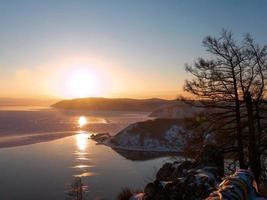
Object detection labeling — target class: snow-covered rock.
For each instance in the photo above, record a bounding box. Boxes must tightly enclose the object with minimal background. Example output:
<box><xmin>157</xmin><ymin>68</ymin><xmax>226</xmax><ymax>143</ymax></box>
<box><xmin>121</xmin><ymin>145</ymin><xmax>267</xmax><ymax>200</ymax></box>
<box><xmin>109</xmin><ymin>119</ymin><xmax>190</xmax><ymax>152</ymax></box>
<box><xmin>207</xmin><ymin>169</ymin><xmax>267</xmax><ymax>200</ymax></box>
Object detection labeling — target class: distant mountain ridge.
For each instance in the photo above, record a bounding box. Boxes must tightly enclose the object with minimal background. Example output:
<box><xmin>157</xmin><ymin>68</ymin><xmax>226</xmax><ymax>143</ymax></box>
<box><xmin>51</xmin><ymin>97</ymin><xmax>174</xmax><ymax>112</ymax></box>
<box><xmin>149</xmin><ymin>101</ymin><xmax>203</xmax><ymax>119</ymax></box>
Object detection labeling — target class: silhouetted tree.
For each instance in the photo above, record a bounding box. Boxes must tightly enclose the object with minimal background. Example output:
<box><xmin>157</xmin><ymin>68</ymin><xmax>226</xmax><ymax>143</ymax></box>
<box><xmin>241</xmin><ymin>35</ymin><xmax>267</xmax><ymax>182</ymax></box>
<box><xmin>184</xmin><ymin>30</ymin><xmax>267</xmax><ymax>182</ymax></box>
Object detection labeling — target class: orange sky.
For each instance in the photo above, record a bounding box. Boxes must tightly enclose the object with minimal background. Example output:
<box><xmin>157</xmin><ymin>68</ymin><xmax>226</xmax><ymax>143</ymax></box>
<box><xmin>0</xmin><ymin>56</ymin><xmax>185</xmax><ymax>100</ymax></box>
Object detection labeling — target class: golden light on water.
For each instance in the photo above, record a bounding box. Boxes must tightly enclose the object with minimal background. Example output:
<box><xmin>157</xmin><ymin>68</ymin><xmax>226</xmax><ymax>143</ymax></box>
<box><xmin>74</xmin><ymin>172</ymin><xmax>95</xmax><ymax>177</ymax></box>
<box><xmin>78</xmin><ymin>116</ymin><xmax>88</xmax><ymax>128</ymax></box>
<box><xmin>74</xmin><ymin>132</ymin><xmax>94</xmax><ymax>177</ymax></box>
<box><xmin>73</xmin><ymin>165</ymin><xmax>91</xmax><ymax>169</ymax></box>
<box><xmin>75</xmin><ymin>132</ymin><xmax>88</xmax><ymax>152</ymax></box>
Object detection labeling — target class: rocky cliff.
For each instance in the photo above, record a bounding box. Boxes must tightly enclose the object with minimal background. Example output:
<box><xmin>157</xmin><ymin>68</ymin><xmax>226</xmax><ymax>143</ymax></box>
<box><xmin>109</xmin><ymin>119</ymin><xmax>191</xmax><ymax>152</ymax></box>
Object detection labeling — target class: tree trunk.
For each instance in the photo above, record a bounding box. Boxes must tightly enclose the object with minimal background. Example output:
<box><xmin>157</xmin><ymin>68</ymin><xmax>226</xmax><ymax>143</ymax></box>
<box><xmin>231</xmin><ymin>64</ymin><xmax>246</xmax><ymax>169</ymax></box>
<box><xmin>235</xmin><ymin>99</ymin><xmax>246</xmax><ymax>169</ymax></box>
<box><xmin>244</xmin><ymin>91</ymin><xmax>261</xmax><ymax>183</ymax></box>
<box><xmin>255</xmin><ymin>103</ymin><xmax>262</xmax><ymax>147</ymax></box>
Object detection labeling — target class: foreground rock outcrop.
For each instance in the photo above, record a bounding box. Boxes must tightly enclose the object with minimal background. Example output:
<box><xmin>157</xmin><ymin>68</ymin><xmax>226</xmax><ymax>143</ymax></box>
<box><xmin>126</xmin><ymin>145</ymin><xmax>267</xmax><ymax>200</ymax></box>
<box><xmin>141</xmin><ymin>145</ymin><xmax>223</xmax><ymax>200</ymax></box>
<box><xmin>207</xmin><ymin>169</ymin><xmax>265</xmax><ymax>200</ymax></box>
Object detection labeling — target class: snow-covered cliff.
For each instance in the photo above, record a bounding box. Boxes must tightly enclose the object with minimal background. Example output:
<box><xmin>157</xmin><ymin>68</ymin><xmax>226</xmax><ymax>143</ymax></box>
<box><xmin>109</xmin><ymin>119</ymin><xmax>190</xmax><ymax>152</ymax></box>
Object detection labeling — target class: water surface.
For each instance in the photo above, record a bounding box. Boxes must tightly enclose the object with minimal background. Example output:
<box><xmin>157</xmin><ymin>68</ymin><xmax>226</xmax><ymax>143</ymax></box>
<box><xmin>0</xmin><ymin>133</ymin><xmax>173</xmax><ymax>199</ymax></box>
<box><xmin>0</xmin><ymin>107</ymin><xmax>176</xmax><ymax>199</ymax></box>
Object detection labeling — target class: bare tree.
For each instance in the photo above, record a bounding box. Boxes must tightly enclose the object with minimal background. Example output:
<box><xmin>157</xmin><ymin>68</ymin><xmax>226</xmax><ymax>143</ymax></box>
<box><xmin>240</xmin><ymin>35</ymin><xmax>267</xmax><ymax>182</ymax></box>
<box><xmin>184</xmin><ymin>30</ymin><xmax>246</xmax><ymax>168</ymax></box>
<box><xmin>184</xmin><ymin>30</ymin><xmax>267</xmax><ymax>182</ymax></box>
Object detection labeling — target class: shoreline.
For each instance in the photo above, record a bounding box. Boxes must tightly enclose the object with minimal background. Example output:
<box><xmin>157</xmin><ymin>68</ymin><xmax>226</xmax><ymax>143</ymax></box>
<box><xmin>0</xmin><ymin>131</ymin><xmax>80</xmax><ymax>149</ymax></box>
<box><xmin>109</xmin><ymin>144</ymin><xmax>182</xmax><ymax>153</ymax></box>
<box><xmin>93</xmin><ymin>137</ymin><xmax>183</xmax><ymax>153</ymax></box>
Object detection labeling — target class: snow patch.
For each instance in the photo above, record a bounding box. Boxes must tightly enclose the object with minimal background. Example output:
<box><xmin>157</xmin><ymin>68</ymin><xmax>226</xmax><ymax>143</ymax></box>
<box><xmin>110</xmin><ymin>122</ymin><xmax>189</xmax><ymax>152</ymax></box>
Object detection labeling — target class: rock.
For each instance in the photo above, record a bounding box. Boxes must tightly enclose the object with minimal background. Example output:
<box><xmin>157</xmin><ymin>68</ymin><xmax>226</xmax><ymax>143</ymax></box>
<box><xmin>171</xmin><ymin>160</ymin><xmax>195</xmax><ymax>178</ymax></box>
<box><xmin>91</xmin><ymin>132</ymin><xmax>111</xmax><ymax>143</ymax></box>
<box><xmin>206</xmin><ymin>169</ymin><xmax>267</xmax><ymax>200</ymax></box>
<box><xmin>109</xmin><ymin>119</ymin><xmax>189</xmax><ymax>152</ymax></box>
<box><xmin>144</xmin><ymin>166</ymin><xmax>220</xmax><ymax>200</ymax></box>
<box><xmin>143</xmin><ymin>181</ymin><xmax>163</xmax><ymax>200</ymax></box>
<box><xmin>143</xmin><ymin>145</ymin><xmax>223</xmax><ymax>200</ymax></box>
<box><xmin>126</xmin><ymin>146</ymin><xmax>267</xmax><ymax>200</ymax></box>
<box><xmin>156</xmin><ymin>163</ymin><xmax>176</xmax><ymax>181</ymax></box>
<box><xmin>196</xmin><ymin>145</ymin><xmax>224</xmax><ymax>177</ymax></box>
<box><xmin>144</xmin><ymin>183</ymin><xmax>156</xmax><ymax>197</ymax></box>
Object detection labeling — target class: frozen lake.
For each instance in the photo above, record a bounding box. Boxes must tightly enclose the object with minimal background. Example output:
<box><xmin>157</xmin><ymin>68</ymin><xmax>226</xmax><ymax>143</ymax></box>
<box><xmin>0</xmin><ymin>107</ymin><xmax>176</xmax><ymax>199</ymax></box>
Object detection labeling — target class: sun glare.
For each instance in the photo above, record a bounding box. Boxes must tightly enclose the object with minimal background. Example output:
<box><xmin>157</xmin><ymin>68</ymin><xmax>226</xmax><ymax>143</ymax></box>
<box><xmin>65</xmin><ymin>68</ymin><xmax>100</xmax><ymax>98</ymax></box>
<box><xmin>78</xmin><ymin>116</ymin><xmax>88</xmax><ymax>128</ymax></box>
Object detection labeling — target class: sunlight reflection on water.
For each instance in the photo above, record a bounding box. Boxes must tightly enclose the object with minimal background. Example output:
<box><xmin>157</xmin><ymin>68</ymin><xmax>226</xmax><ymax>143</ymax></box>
<box><xmin>74</xmin><ymin>172</ymin><xmax>96</xmax><ymax>178</ymax></box>
<box><xmin>76</xmin><ymin>157</ymin><xmax>90</xmax><ymax>161</ymax></box>
<box><xmin>0</xmin><ymin>109</ymin><xmax>168</xmax><ymax>199</ymax></box>
<box><xmin>75</xmin><ymin>132</ymin><xmax>88</xmax><ymax>152</ymax></box>
<box><xmin>73</xmin><ymin>164</ymin><xmax>91</xmax><ymax>169</ymax></box>
<box><xmin>74</xmin><ymin>132</ymin><xmax>94</xmax><ymax>178</ymax></box>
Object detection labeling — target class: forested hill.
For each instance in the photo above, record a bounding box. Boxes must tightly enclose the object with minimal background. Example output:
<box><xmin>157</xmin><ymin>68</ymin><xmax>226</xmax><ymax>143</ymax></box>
<box><xmin>51</xmin><ymin>97</ymin><xmax>174</xmax><ymax>111</ymax></box>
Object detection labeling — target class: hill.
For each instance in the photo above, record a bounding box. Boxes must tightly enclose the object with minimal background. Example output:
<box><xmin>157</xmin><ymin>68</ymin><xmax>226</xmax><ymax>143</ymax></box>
<box><xmin>109</xmin><ymin>118</ymin><xmax>190</xmax><ymax>152</ymax></box>
<box><xmin>51</xmin><ymin>97</ymin><xmax>172</xmax><ymax>112</ymax></box>
<box><xmin>149</xmin><ymin>101</ymin><xmax>203</xmax><ymax>118</ymax></box>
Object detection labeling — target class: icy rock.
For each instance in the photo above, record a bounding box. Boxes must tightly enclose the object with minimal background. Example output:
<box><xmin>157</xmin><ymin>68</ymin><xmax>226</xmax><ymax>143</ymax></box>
<box><xmin>206</xmin><ymin>169</ymin><xmax>267</xmax><ymax>200</ymax></box>
<box><xmin>142</xmin><ymin>145</ymin><xmax>223</xmax><ymax>200</ymax></box>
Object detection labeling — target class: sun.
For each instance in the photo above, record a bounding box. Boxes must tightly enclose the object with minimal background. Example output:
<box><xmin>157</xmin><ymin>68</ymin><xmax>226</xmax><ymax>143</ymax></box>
<box><xmin>65</xmin><ymin>68</ymin><xmax>100</xmax><ymax>98</ymax></box>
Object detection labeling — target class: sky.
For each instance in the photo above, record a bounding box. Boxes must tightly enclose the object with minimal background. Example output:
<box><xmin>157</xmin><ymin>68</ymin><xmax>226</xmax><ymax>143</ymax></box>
<box><xmin>1</xmin><ymin>0</ymin><xmax>267</xmax><ymax>100</ymax></box>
